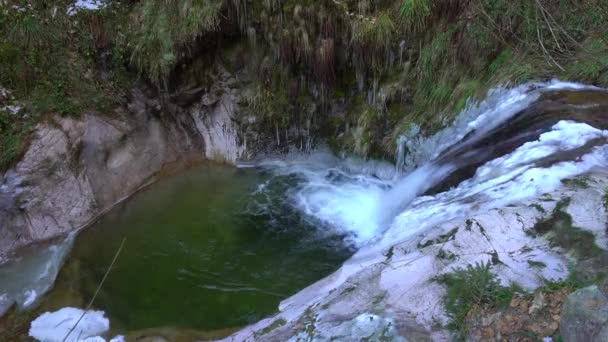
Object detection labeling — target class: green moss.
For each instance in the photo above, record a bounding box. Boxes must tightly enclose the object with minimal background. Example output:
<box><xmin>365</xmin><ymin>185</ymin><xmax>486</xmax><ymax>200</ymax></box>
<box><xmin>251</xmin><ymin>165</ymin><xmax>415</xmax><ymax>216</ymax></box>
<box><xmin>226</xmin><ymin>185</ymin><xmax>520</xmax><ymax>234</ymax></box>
<box><xmin>437</xmin><ymin>249</ymin><xmax>457</xmax><ymax>261</ymax></box>
<box><xmin>530</xmin><ymin>198</ymin><xmax>603</xmax><ymax>260</ymax></box>
<box><xmin>417</xmin><ymin>227</ymin><xmax>458</xmax><ymax>249</ymax></box>
<box><xmin>561</xmin><ymin>176</ymin><xmax>591</xmax><ymax>189</ymax></box>
<box><xmin>384</xmin><ymin>246</ymin><xmax>395</xmax><ymax>260</ymax></box>
<box><xmin>255</xmin><ymin>318</ymin><xmax>287</xmax><ymax>337</ymax></box>
<box><xmin>529</xmin><ymin>204</ymin><xmax>547</xmax><ymax>214</ymax></box>
<box><xmin>527</xmin><ymin>260</ymin><xmax>547</xmax><ymax>268</ymax></box>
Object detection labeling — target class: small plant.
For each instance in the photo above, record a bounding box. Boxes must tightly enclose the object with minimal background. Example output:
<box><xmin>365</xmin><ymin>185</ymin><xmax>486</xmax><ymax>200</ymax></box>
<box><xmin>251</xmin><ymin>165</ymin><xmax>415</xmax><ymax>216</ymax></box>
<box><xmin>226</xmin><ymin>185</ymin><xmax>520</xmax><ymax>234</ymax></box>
<box><xmin>400</xmin><ymin>0</ymin><xmax>432</xmax><ymax>32</ymax></box>
<box><xmin>441</xmin><ymin>261</ymin><xmax>518</xmax><ymax>339</ymax></box>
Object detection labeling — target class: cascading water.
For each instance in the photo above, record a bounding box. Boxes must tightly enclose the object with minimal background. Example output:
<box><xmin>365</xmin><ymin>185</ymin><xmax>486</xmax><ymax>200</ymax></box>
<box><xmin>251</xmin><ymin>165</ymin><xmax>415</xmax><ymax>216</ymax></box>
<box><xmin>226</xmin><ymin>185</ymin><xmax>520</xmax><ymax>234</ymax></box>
<box><xmin>255</xmin><ymin>81</ymin><xmax>608</xmax><ymax>252</ymax></box>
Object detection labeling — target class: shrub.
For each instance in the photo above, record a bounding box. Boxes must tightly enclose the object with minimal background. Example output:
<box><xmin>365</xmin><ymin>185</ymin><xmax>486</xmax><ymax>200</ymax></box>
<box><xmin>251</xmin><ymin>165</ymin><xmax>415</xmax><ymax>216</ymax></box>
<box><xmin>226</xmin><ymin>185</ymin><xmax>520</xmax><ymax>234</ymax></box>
<box><xmin>441</xmin><ymin>262</ymin><xmax>518</xmax><ymax>339</ymax></box>
<box><xmin>127</xmin><ymin>0</ymin><xmax>224</xmax><ymax>88</ymax></box>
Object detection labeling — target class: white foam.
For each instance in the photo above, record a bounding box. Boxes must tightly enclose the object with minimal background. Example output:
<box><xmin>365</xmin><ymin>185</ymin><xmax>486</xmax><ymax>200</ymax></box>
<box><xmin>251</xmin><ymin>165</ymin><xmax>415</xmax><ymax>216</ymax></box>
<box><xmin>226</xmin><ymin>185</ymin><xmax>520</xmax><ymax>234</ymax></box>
<box><xmin>22</xmin><ymin>289</ymin><xmax>37</xmax><ymax>307</ymax></box>
<box><xmin>68</xmin><ymin>0</ymin><xmax>105</xmax><ymax>15</ymax></box>
<box><xmin>257</xmin><ymin>82</ymin><xmax>607</xmax><ymax>249</ymax></box>
<box><xmin>376</xmin><ymin>121</ymin><xmax>608</xmax><ymax>248</ymax></box>
<box><xmin>395</xmin><ymin>80</ymin><xmax>601</xmax><ymax>170</ymax></box>
<box><xmin>74</xmin><ymin>0</ymin><xmax>104</xmax><ymax>10</ymax></box>
<box><xmin>29</xmin><ymin>307</ymin><xmax>109</xmax><ymax>342</ymax></box>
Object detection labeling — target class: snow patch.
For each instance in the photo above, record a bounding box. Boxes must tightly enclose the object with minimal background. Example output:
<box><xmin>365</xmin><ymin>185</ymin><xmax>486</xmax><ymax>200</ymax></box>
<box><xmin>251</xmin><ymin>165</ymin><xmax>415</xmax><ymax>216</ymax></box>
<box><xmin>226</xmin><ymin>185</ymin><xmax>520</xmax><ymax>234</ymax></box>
<box><xmin>68</xmin><ymin>0</ymin><xmax>105</xmax><ymax>15</ymax></box>
<box><xmin>22</xmin><ymin>289</ymin><xmax>37</xmax><ymax>307</ymax></box>
<box><xmin>29</xmin><ymin>307</ymin><xmax>109</xmax><ymax>342</ymax></box>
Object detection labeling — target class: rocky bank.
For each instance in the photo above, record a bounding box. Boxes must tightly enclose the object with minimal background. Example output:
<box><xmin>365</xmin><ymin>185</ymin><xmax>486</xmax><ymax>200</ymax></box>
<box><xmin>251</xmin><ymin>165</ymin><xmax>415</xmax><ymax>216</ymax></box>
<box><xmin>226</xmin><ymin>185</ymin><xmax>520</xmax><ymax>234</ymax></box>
<box><xmin>0</xmin><ymin>73</ymin><xmax>246</xmax><ymax>259</ymax></box>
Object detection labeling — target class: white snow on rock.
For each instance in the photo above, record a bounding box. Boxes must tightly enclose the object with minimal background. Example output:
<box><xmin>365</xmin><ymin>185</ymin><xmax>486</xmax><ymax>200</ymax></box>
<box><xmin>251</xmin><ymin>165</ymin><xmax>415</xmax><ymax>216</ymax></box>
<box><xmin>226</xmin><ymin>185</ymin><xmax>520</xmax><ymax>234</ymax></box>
<box><xmin>29</xmin><ymin>307</ymin><xmax>109</xmax><ymax>342</ymax></box>
<box><xmin>74</xmin><ymin>0</ymin><xmax>104</xmax><ymax>10</ymax></box>
<box><xmin>68</xmin><ymin>0</ymin><xmax>105</xmax><ymax>15</ymax></box>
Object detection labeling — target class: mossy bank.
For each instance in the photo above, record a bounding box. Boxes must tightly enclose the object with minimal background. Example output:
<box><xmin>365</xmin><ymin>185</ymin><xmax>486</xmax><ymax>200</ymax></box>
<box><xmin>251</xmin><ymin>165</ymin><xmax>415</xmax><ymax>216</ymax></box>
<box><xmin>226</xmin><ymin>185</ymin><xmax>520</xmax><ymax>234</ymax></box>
<box><xmin>2</xmin><ymin>0</ymin><xmax>608</xmax><ymax>170</ymax></box>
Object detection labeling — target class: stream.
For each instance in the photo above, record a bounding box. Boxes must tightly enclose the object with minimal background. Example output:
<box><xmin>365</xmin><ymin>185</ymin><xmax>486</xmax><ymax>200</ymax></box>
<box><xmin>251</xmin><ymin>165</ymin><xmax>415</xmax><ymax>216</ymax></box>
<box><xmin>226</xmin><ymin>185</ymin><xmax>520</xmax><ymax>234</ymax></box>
<box><xmin>2</xmin><ymin>81</ymin><xmax>608</xmax><ymax>341</ymax></box>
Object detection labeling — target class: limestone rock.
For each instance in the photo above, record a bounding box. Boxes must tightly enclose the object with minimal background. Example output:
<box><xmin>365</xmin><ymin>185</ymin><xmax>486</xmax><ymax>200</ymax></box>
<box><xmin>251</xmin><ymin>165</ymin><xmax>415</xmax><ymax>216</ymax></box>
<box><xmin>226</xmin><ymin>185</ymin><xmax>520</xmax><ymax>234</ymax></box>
<box><xmin>0</xmin><ymin>81</ymin><xmax>247</xmax><ymax>258</ymax></box>
<box><xmin>560</xmin><ymin>285</ymin><xmax>608</xmax><ymax>342</ymax></box>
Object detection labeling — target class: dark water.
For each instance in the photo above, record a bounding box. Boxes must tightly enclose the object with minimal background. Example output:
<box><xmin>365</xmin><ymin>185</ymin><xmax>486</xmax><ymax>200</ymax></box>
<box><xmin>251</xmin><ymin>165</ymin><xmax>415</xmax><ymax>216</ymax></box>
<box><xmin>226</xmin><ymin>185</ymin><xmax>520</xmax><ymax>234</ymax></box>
<box><xmin>35</xmin><ymin>164</ymin><xmax>351</xmax><ymax>336</ymax></box>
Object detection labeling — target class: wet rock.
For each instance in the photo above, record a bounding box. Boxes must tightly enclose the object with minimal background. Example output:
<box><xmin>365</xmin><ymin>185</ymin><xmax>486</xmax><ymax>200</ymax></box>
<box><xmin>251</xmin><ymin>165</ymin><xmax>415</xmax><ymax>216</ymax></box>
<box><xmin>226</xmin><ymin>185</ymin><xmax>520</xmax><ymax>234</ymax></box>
<box><xmin>560</xmin><ymin>285</ymin><xmax>608</xmax><ymax>342</ymax></box>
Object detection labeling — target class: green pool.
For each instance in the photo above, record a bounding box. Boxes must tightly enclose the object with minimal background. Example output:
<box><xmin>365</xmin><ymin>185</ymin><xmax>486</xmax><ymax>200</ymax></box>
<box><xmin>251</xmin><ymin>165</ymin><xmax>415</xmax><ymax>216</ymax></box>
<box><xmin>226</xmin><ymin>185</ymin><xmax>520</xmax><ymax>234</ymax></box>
<box><xmin>20</xmin><ymin>163</ymin><xmax>351</xmax><ymax>337</ymax></box>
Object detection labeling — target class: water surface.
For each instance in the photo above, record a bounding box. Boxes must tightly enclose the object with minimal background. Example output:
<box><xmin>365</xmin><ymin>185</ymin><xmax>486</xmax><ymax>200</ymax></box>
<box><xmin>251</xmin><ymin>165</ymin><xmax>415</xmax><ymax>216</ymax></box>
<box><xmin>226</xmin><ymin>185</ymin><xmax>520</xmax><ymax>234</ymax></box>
<box><xmin>38</xmin><ymin>163</ymin><xmax>351</xmax><ymax>335</ymax></box>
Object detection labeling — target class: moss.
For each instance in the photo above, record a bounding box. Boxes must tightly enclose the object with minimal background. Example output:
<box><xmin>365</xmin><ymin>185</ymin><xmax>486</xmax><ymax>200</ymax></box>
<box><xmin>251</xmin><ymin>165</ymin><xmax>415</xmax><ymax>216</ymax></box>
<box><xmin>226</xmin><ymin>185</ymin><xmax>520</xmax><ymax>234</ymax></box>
<box><xmin>384</xmin><ymin>246</ymin><xmax>395</xmax><ymax>260</ymax></box>
<box><xmin>529</xmin><ymin>204</ymin><xmax>547</xmax><ymax>214</ymax></box>
<box><xmin>437</xmin><ymin>249</ymin><xmax>457</xmax><ymax>261</ymax></box>
<box><xmin>465</xmin><ymin>219</ymin><xmax>473</xmax><ymax>231</ymax></box>
<box><xmin>527</xmin><ymin>260</ymin><xmax>547</xmax><ymax>268</ymax></box>
<box><xmin>530</xmin><ymin>198</ymin><xmax>603</xmax><ymax>260</ymax></box>
<box><xmin>418</xmin><ymin>227</ymin><xmax>458</xmax><ymax>249</ymax></box>
<box><xmin>254</xmin><ymin>318</ymin><xmax>287</xmax><ymax>337</ymax></box>
<box><xmin>490</xmin><ymin>251</ymin><xmax>502</xmax><ymax>265</ymax></box>
<box><xmin>561</xmin><ymin>176</ymin><xmax>591</xmax><ymax>189</ymax></box>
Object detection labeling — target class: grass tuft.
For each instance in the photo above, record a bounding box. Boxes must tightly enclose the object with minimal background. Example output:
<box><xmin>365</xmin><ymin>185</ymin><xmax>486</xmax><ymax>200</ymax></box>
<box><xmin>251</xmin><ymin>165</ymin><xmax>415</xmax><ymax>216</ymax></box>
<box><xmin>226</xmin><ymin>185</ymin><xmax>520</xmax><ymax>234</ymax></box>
<box><xmin>400</xmin><ymin>0</ymin><xmax>432</xmax><ymax>32</ymax></box>
<box><xmin>440</xmin><ymin>261</ymin><xmax>519</xmax><ymax>339</ymax></box>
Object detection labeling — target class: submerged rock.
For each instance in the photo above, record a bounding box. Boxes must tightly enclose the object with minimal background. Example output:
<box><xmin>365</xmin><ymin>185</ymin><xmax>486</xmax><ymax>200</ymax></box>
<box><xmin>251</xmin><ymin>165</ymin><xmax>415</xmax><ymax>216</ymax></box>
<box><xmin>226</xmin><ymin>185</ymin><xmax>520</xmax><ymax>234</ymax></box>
<box><xmin>560</xmin><ymin>284</ymin><xmax>608</xmax><ymax>342</ymax></box>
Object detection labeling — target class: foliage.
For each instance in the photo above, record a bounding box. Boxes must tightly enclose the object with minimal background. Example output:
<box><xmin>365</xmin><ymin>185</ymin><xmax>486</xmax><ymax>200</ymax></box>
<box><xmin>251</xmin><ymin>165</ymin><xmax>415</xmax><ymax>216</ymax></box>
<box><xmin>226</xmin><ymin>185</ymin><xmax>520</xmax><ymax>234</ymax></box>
<box><xmin>350</xmin><ymin>11</ymin><xmax>396</xmax><ymax>75</ymax></box>
<box><xmin>400</xmin><ymin>0</ymin><xmax>431</xmax><ymax>32</ymax></box>
<box><xmin>0</xmin><ymin>109</ymin><xmax>31</xmax><ymax>170</ymax></box>
<box><xmin>0</xmin><ymin>1</ymin><xmax>130</xmax><ymax>115</ymax></box>
<box><xmin>441</xmin><ymin>262</ymin><xmax>519</xmax><ymax>339</ymax></box>
<box><xmin>0</xmin><ymin>1</ymin><xmax>133</xmax><ymax>169</ymax></box>
<box><xmin>126</xmin><ymin>0</ymin><xmax>224</xmax><ymax>88</ymax></box>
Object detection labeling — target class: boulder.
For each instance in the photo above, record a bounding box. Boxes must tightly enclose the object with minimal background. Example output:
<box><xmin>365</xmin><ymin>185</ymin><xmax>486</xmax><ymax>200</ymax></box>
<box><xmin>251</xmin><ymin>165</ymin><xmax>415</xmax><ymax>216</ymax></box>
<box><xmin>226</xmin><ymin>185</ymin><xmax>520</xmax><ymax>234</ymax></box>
<box><xmin>560</xmin><ymin>285</ymin><xmax>608</xmax><ymax>342</ymax></box>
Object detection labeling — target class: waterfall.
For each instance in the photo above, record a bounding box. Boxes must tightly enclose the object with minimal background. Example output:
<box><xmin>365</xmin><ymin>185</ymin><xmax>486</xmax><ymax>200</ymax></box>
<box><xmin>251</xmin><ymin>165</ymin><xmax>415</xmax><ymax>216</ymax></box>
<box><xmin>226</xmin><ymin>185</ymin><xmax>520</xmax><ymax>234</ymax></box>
<box><xmin>394</xmin><ymin>135</ymin><xmax>407</xmax><ymax>176</ymax></box>
<box><xmin>0</xmin><ymin>233</ymin><xmax>75</xmax><ymax>316</ymax></box>
<box><xmin>255</xmin><ymin>80</ymin><xmax>608</xmax><ymax>248</ymax></box>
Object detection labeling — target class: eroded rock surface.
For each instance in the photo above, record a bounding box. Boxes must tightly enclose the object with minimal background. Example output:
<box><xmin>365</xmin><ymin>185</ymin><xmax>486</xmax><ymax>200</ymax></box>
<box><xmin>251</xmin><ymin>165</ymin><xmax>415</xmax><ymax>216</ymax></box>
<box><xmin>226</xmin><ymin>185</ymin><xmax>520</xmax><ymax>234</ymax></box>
<box><xmin>0</xmin><ymin>81</ymin><xmax>246</xmax><ymax>258</ymax></box>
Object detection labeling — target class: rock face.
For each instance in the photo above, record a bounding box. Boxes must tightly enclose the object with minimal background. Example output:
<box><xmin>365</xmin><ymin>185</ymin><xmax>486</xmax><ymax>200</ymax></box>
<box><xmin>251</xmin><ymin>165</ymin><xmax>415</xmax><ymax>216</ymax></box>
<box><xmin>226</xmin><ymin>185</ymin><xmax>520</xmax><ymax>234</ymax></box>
<box><xmin>560</xmin><ymin>284</ymin><xmax>608</xmax><ymax>342</ymax></box>
<box><xmin>222</xmin><ymin>174</ymin><xmax>608</xmax><ymax>341</ymax></box>
<box><xmin>0</xmin><ymin>84</ymin><xmax>246</xmax><ymax>258</ymax></box>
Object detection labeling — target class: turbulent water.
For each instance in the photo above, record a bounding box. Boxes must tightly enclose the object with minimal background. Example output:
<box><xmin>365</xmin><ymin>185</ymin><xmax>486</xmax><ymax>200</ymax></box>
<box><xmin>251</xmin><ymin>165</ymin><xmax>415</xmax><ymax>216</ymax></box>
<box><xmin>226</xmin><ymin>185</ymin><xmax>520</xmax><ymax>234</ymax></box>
<box><xmin>1</xmin><ymin>80</ymin><xmax>608</xmax><ymax>340</ymax></box>
<box><xmin>253</xmin><ymin>81</ymin><xmax>608</xmax><ymax>253</ymax></box>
